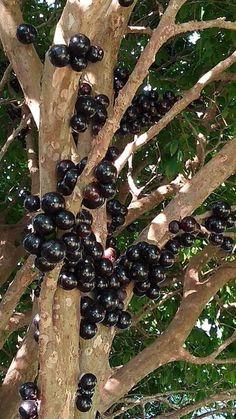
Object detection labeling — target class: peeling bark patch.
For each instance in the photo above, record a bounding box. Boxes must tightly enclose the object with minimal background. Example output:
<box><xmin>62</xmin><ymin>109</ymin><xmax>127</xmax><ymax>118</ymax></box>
<box><xmin>46</xmin><ymin>351</ymin><xmax>58</xmax><ymax>368</ymax></box>
<box><xmin>85</xmin><ymin>347</ymin><xmax>93</xmax><ymax>356</ymax></box>
<box><xmin>65</xmin><ymin>297</ymin><xmax>73</xmax><ymax>307</ymax></box>
<box><xmin>93</xmin><ymin>334</ymin><xmax>103</xmax><ymax>348</ymax></box>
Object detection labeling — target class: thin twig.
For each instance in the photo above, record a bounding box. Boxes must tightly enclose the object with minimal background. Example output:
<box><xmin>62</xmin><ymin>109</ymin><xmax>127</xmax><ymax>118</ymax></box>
<box><xmin>0</xmin><ymin>113</ymin><xmax>31</xmax><ymax>162</ymax></box>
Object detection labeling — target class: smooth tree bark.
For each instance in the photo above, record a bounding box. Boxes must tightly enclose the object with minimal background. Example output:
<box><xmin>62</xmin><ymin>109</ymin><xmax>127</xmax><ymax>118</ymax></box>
<box><xmin>0</xmin><ymin>0</ymin><xmax>236</xmax><ymax>418</ymax></box>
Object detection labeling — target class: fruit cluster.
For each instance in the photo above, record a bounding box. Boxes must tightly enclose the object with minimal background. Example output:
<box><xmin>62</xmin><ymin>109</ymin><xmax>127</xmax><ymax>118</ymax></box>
<box><xmin>48</xmin><ymin>33</ymin><xmax>104</xmax><ymax>70</ymax></box>
<box><xmin>76</xmin><ymin>373</ymin><xmax>97</xmax><ymax>412</ymax></box>
<box><xmin>114</xmin><ymin>67</ymin><xmax>130</xmax><ymax>98</ymax></box>
<box><xmin>18</xmin><ymin>382</ymin><xmax>39</xmax><ymax>418</ymax></box>
<box><xmin>107</xmin><ymin>198</ymin><xmax>128</xmax><ymax>233</ymax></box>
<box><xmin>116</xmin><ymin>87</ymin><xmax>178</xmax><ymax>136</ymax></box>
<box><xmin>70</xmin><ymin>82</ymin><xmax>109</xmax><ymax>138</ymax></box>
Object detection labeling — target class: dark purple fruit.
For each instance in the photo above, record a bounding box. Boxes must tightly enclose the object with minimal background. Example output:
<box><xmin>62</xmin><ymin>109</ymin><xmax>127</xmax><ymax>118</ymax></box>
<box><xmin>99</xmin><ymin>183</ymin><xmax>116</xmax><ymax>199</ymax></box>
<box><xmin>33</xmin><ymin>213</ymin><xmax>55</xmax><ymax>236</ymax></box>
<box><xmin>168</xmin><ymin>220</ymin><xmax>180</xmax><ymax>234</ymax></box>
<box><xmin>95</xmin><ymin>276</ymin><xmax>109</xmax><ymax>291</ymax></box>
<box><xmin>165</xmin><ymin>239</ymin><xmax>181</xmax><ymax>254</ymax></box>
<box><xmin>78</xmin><ymin>386</ymin><xmax>94</xmax><ymax>397</ymax></box>
<box><xmin>76</xmin><ymin>209</ymin><xmax>93</xmax><ymax>225</ymax></box>
<box><xmin>95</xmin><ymin>94</ymin><xmax>110</xmax><ymax>108</ymax></box>
<box><xmin>141</xmin><ymin>243</ymin><xmax>160</xmax><ymax>264</ymax></box>
<box><xmin>205</xmin><ymin>216</ymin><xmax>227</xmax><ymax>234</ymax></box>
<box><xmin>227</xmin><ymin>213</ymin><xmax>236</xmax><ymax>228</ymax></box>
<box><xmin>86</xmin><ymin>45</ymin><xmax>104</xmax><ymax>63</ymax></box>
<box><xmin>80</xmin><ymin>320</ymin><xmax>97</xmax><ymax>339</ymax></box>
<box><xmin>56</xmin><ymin>160</ymin><xmax>75</xmax><ymax>180</ymax></box>
<box><xmin>135</xmin><ymin>280</ymin><xmax>150</xmax><ymax>292</ymax></box>
<box><xmin>92</xmin><ymin>121</ymin><xmax>104</xmax><ymax>135</ymax></box>
<box><xmin>117</xmin><ymin>288</ymin><xmax>127</xmax><ymax>301</ymax></box>
<box><xmin>103</xmin><ymin>309</ymin><xmax>119</xmax><ymax>326</ymax></box>
<box><xmin>23</xmin><ymin>233</ymin><xmax>42</xmax><ymax>255</ymax></box>
<box><xmin>81</xmin><ymin>296</ymin><xmax>94</xmax><ymax>316</ymax></box>
<box><xmin>130</xmin><ymin>120</ymin><xmax>141</xmax><ymax>135</ymax></box>
<box><xmin>146</xmin><ymin>285</ymin><xmax>160</xmax><ymax>300</ymax></box>
<box><xmin>80</xmin><ymin>373</ymin><xmax>97</xmax><ymax>390</ymax></box>
<box><xmin>35</xmin><ymin>257</ymin><xmax>56</xmax><ymax>272</ymax></box>
<box><xmin>86</xmin><ymin>242</ymin><xmax>103</xmax><ymax>260</ymax></box>
<box><xmin>212</xmin><ymin>201</ymin><xmax>231</xmax><ymax>219</ymax></box>
<box><xmin>70</xmin><ymin>114</ymin><xmax>88</xmax><ymax>132</ymax></box>
<box><xmin>41</xmin><ymin>192</ymin><xmax>65</xmax><ymax>214</ymax></box>
<box><xmin>117</xmin><ymin>311</ymin><xmax>131</xmax><ymax>329</ymax></box>
<box><xmin>82</xmin><ymin>232</ymin><xmax>96</xmax><ymax>248</ymax></box>
<box><xmin>19</xmin><ymin>400</ymin><xmax>38</xmax><ymax>418</ymax></box>
<box><xmin>105</xmin><ymin>147</ymin><xmax>119</xmax><ymax>162</ymax></box>
<box><xmin>24</xmin><ymin>195</ymin><xmax>40</xmax><ymax>212</ymax></box>
<box><xmin>76</xmin><ymin>222</ymin><xmax>92</xmax><ymax>238</ymax></box>
<box><xmin>79</xmin><ymin>83</ymin><xmax>92</xmax><ymax>95</ymax></box>
<box><xmin>111</xmin><ymin>214</ymin><xmax>125</xmax><ymax>228</ymax></box>
<box><xmin>83</xmin><ymin>182</ymin><xmax>105</xmax><ymax>209</ymax></box>
<box><xmin>180</xmin><ymin>216</ymin><xmax>197</xmax><ymax>232</ymax></box>
<box><xmin>159</xmin><ymin>250</ymin><xmax>175</xmax><ymax>268</ymax></box>
<box><xmin>76</xmin><ymin>261</ymin><xmax>95</xmax><ymax>283</ymax></box>
<box><xmin>114</xmin><ymin>67</ymin><xmax>129</xmax><ymax>81</ymax></box>
<box><xmin>95</xmin><ymin>258</ymin><xmax>113</xmax><ymax>277</ymax></box>
<box><xmin>209</xmin><ymin>233</ymin><xmax>224</xmax><ymax>246</ymax></box>
<box><xmin>77</xmin><ymin>157</ymin><xmax>88</xmax><ymax>175</ymax></box>
<box><xmin>19</xmin><ymin>382</ymin><xmax>38</xmax><ymax>400</ymax></box>
<box><xmin>84</xmin><ymin>302</ymin><xmax>105</xmax><ymax>323</ymax></box>
<box><xmin>126</xmin><ymin>105</ymin><xmax>138</xmax><ymax>121</ymax></box>
<box><xmin>48</xmin><ymin>44</ymin><xmax>70</xmax><ymax>67</ymax></box>
<box><xmin>94</xmin><ymin>160</ymin><xmax>117</xmax><ymax>184</ymax></box>
<box><xmin>65</xmin><ymin>248</ymin><xmax>83</xmax><ymax>262</ymax></box>
<box><xmin>107</xmin><ymin>199</ymin><xmax>122</xmax><ymax>215</ymax></box>
<box><xmin>180</xmin><ymin>232</ymin><xmax>195</xmax><ymax>247</ymax></box>
<box><xmin>118</xmin><ymin>0</ymin><xmax>134</xmax><ymax>7</ymax></box>
<box><xmin>62</xmin><ymin>233</ymin><xmax>81</xmax><ymax>252</ymax></box>
<box><xmin>58</xmin><ymin>271</ymin><xmax>77</xmax><ymax>290</ymax></box>
<box><xmin>75</xmin><ymin>395</ymin><xmax>92</xmax><ymax>412</ymax></box>
<box><xmin>41</xmin><ymin>240</ymin><xmax>66</xmax><ymax>263</ymax></box>
<box><xmin>129</xmin><ymin>262</ymin><xmax>148</xmax><ymax>282</ymax></box>
<box><xmin>94</xmin><ymin>103</ymin><xmax>107</xmax><ymax>123</ymax></box>
<box><xmin>16</xmin><ymin>24</ymin><xmax>37</xmax><ymax>44</ymax></box>
<box><xmin>70</xmin><ymin>56</ymin><xmax>88</xmax><ymax>72</ymax></box>
<box><xmin>69</xmin><ymin>34</ymin><xmax>90</xmax><ymax>57</ymax></box>
<box><xmin>76</xmin><ymin>96</ymin><xmax>97</xmax><ymax>118</ymax></box>
<box><xmin>148</xmin><ymin>265</ymin><xmax>166</xmax><ymax>284</ymax></box>
<box><xmin>126</xmin><ymin>245</ymin><xmax>140</xmax><ymax>262</ymax></box>
<box><xmin>163</xmin><ymin>91</ymin><xmax>176</xmax><ymax>102</ymax></box>
<box><xmin>221</xmin><ymin>236</ymin><xmax>234</xmax><ymax>252</ymax></box>
<box><xmin>109</xmin><ymin>275</ymin><xmax>120</xmax><ymax>289</ymax></box>
<box><xmin>64</xmin><ymin>168</ymin><xmax>78</xmax><ymax>190</ymax></box>
<box><xmin>106</xmin><ymin>236</ymin><xmax>116</xmax><ymax>247</ymax></box>
<box><xmin>113</xmin><ymin>266</ymin><xmax>130</xmax><ymax>285</ymax></box>
<box><xmin>99</xmin><ymin>289</ymin><xmax>119</xmax><ymax>311</ymax></box>
<box><xmin>54</xmin><ymin>209</ymin><xmax>75</xmax><ymax>230</ymax></box>
<box><xmin>77</xmin><ymin>279</ymin><xmax>96</xmax><ymax>293</ymax></box>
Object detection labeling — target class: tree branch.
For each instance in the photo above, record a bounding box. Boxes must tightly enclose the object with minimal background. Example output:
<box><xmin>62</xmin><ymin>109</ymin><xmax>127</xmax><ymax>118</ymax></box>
<box><xmin>195</xmin><ymin>407</ymin><xmax>236</xmax><ymax>419</ymax></box>
<box><xmin>116</xmin><ymin>50</ymin><xmax>236</xmax><ymax>173</ymax></box>
<box><xmin>0</xmin><ymin>113</ymin><xmax>31</xmax><ymax>162</ymax></box>
<box><xmin>176</xmin><ymin>18</ymin><xmax>236</xmax><ymax>35</ymax></box>
<box><xmin>0</xmin><ymin>1</ymin><xmax>43</xmax><ymax>127</ymax></box>
<box><xmin>2</xmin><ymin>311</ymin><xmax>32</xmax><ymax>344</ymax></box>
<box><xmin>0</xmin><ymin>63</ymin><xmax>12</xmax><ymax>95</ymax></box>
<box><xmin>127</xmin><ymin>26</ymin><xmax>152</xmax><ymax>35</ymax></box>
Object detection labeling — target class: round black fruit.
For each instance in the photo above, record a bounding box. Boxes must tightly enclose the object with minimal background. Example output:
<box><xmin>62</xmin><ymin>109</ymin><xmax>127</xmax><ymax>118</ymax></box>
<box><xmin>86</xmin><ymin>242</ymin><xmax>103</xmax><ymax>260</ymax></box>
<box><xmin>76</xmin><ymin>395</ymin><xmax>92</xmax><ymax>412</ymax></box>
<box><xmin>106</xmin><ymin>236</ymin><xmax>116</xmax><ymax>248</ymax></box>
<box><xmin>33</xmin><ymin>213</ymin><xmax>55</xmax><ymax>236</ymax></box>
<box><xmin>95</xmin><ymin>94</ymin><xmax>110</xmax><ymax>109</ymax></box>
<box><xmin>179</xmin><ymin>232</ymin><xmax>195</xmax><ymax>247</ymax></box>
<box><xmin>113</xmin><ymin>266</ymin><xmax>130</xmax><ymax>285</ymax></box>
<box><xmin>117</xmin><ymin>311</ymin><xmax>132</xmax><ymax>329</ymax></box>
<box><xmin>129</xmin><ymin>262</ymin><xmax>149</xmax><ymax>282</ymax></box>
<box><xmin>62</xmin><ymin>233</ymin><xmax>81</xmax><ymax>252</ymax></box>
<box><xmin>83</xmin><ymin>182</ymin><xmax>105</xmax><ymax>209</ymax></box>
<box><xmin>95</xmin><ymin>276</ymin><xmax>109</xmax><ymax>291</ymax></box>
<box><xmin>54</xmin><ymin>210</ymin><xmax>75</xmax><ymax>230</ymax></box>
<box><xmin>111</xmin><ymin>214</ymin><xmax>125</xmax><ymax>228</ymax></box>
<box><xmin>41</xmin><ymin>192</ymin><xmax>65</xmax><ymax>214</ymax></box>
<box><xmin>24</xmin><ymin>195</ymin><xmax>40</xmax><ymax>212</ymax></box>
<box><xmin>35</xmin><ymin>257</ymin><xmax>56</xmax><ymax>273</ymax></box>
<box><xmin>95</xmin><ymin>258</ymin><xmax>113</xmax><ymax>277</ymax></box>
<box><xmin>84</xmin><ymin>302</ymin><xmax>105</xmax><ymax>323</ymax></box>
<box><xmin>79</xmin><ymin>83</ymin><xmax>92</xmax><ymax>95</ymax></box>
<box><xmin>16</xmin><ymin>24</ymin><xmax>37</xmax><ymax>44</ymax></box>
<box><xmin>99</xmin><ymin>289</ymin><xmax>119</xmax><ymax>311</ymax></box>
<box><xmin>48</xmin><ymin>44</ymin><xmax>70</xmax><ymax>67</ymax></box>
<box><xmin>76</xmin><ymin>209</ymin><xmax>93</xmax><ymax>225</ymax></box>
<box><xmin>135</xmin><ymin>280</ymin><xmax>150</xmax><ymax>292</ymax></box>
<box><xmin>227</xmin><ymin>213</ymin><xmax>236</xmax><ymax>228</ymax></box>
<box><xmin>221</xmin><ymin>236</ymin><xmax>234</xmax><ymax>252</ymax></box>
<box><xmin>41</xmin><ymin>239</ymin><xmax>66</xmax><ymax>263</ymax></box>
<box><xmin>212</xmin><ymin>201</ymin><xmax>231</xmax><ymax>219</ymax></box>
<box><xmin>76</xmin><ymin>96</ymin><xmax>97</xmax><ymax>118</ymax></box>
<box><xmin>148</xmin><ymin>265</ymin><xmax>166</xmax><ymax>284</ymax></box>
<box><xmin>76</xmin><ymin>261</ymin><xmax>95</xmax><ymax>283</ymax></box>
<box><xmin>126</xmin><ymin>245</ymin><xmax>141</xmax><ymax>262</ymax></box>
<box><xmin>180</xmin><ymin>216</ymin><xmax>197</xmax><ymax>232</ymax></box>
<box><xmin>80</xmin><ymin>320</ymin><xmax>97</xmax><ymax>339</ymax></box>
<box><xmin>103</xmin><ymin>309</ymin><xmax>120</xmax><ymax>326</ymax></box>
<box><xmin>146</xmin><ymin>285</ymin><xmax>160</xmax><ymax>300</ymax></box>
<box><xmin>94</xmin><ymin>160</ymin><xmax>117</xmax><ymax>184</ymax></box>
<box><xmin>77</xmin><ymin>157</ymin><xmax>88</xmax><ymax>175</ymax></box>
<box><xmin>19</xmin><ymin>382</ymin><xmax>38</xmax><ymax>400</ymax></box>
<box><xmin>23</xmin><ymin>233</ymin><xmax>42</xmax><ymax>255</ymax></box>
<box><xmin>64</xmin><ymin>168</ymin><xmax>78</xmax><ymax>189</ymax></box>
<box><xmin>70</xmin><ymin>114</ymin><xmax>88</xmax><ymax>132</ymax></box>
<box><xmin>19</xmin><ymin>400</ymin><xmax>38</xmax><ymax>418</ymax></box>
<box><xmin>77</xmin><ymin>279</ymin><xmax>95</xmax><ymax>293</ymax></box>
<box><xmin>80</xmin><ymin>373</ymin><xmax>97</xmax><ymax>390</ymax></box>
<box><xmin>70</xmin><ymin>56</ymin><xmax>88</xmax><ymax>72</ymax></box>
<box><xmin>165</xmin><ymin>239</ymin><xmax>181</xmax><ymax>254</ymax></box>
<box><xmin>105</xmin><ymin>146</ymin><xmax>119</xmax><ymax>162</ymax></box>
<box><xmin>114</xmin><ymin>67</ymin><xmax>129</xmax><ymax>81</ymax></box>
<box><xmin>69</xmin><ymin>34</ymin><xmax>90</xmax><ymax>57</ymax></box>
<box><xmin>159</xmin><ymin>250</ymin><xmax>175</xmax><ymax>268</ymax></box>
<box><xmin>81</xmin><ymin>296</ymin><xmax>94</xmax><ymax>316</ymax></box>
<box><xmin>99</xmin><ymin>183</ymin><xmax>116</xmax><ymax>199</ymax></box>
<box><xmin>205</xmin><ymin>216</ymin><xmax>227</xmax><ymax>234</ymax></box>
<box><xmin>86</xmin><ymin>45</ymin><xmax>104</xmax><ymax>63</ymax></box>
<box><xmin>209</xmin><ymin>233</ymin><xmax>224</xmax><ymax>246</ymax></box>
<box><xmin>76</xmin><ymin>222</ymin><xmax>92</xmax><ymax>238</ymax></box>
<box><xmin>94</xmin><ymin>103</ymin><xmax>108</xmax><ymax>123</ymax></box>
<box><xmin>141</xmin><ymin>244</ymin><xmax>160</xmax><ymax>264</ymax></box>
<box><xmin>56</xmin><ymin>159</ymin><xmax>75</xmax><ymax>180</ymax></box>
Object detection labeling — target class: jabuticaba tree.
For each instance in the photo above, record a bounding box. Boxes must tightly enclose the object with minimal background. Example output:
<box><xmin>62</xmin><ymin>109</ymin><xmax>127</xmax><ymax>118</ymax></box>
<box><xmin>0</xmin><ymin>0</ymin><xmax>236</xmax><ymax>418</ymax></box>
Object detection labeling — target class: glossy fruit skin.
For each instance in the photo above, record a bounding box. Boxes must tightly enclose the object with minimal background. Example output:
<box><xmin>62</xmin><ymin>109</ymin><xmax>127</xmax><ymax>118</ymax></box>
<box><xmin>141</xmin><ymin>244</ymin><xmax>160</xmax><ymax>264</ymax></box>
<box><xmin>76</xmin><ymin>209</ymin><xmax>93</xmax><ymax>225</ymax></box>
<box><xmin>33</xmin><ymin>213</ymin><xmax>55</xmax><ymax>236</ymax></box>
<box><xmin>57</xmin><ymin>180</ymin><xmax>73</xmax><ymax>196</ymax></box>
<box><xmin>103</xmin><ymin>309</ymin><xmax>120</xmax><ymax>326</ymax></box>
<box><xmin>221</xmin><ymin>236</ymin><xmax>234</xmax><ymax>252</ymax></box>
<box><xmin>148</xmin><ymin>265</ymin><xmax>166</xmax><ymax>283</ymax></box>
<box><xmin>76</xmin><ymin>395</ymin><xmax>92</xmax><ymax>412</ymax></box>
<box><xmin>41</xmin><ymin>192</ymin><xmax>65</xmax><ymax>214</ymax></box>
<box><xmin>109</xmin><ymin>275</ymin><xmax>120</xmax><ymax>289</ymax></box>
<box><xmin>56</xmin><ymin>160</ymin><xmax>75</xmax><ymax>180</ymax></box>
<box><xmin>23</xmin><ymin>233</ymin><xmax>43</xmax><ymax>255</ymax></box>
<box><xmin>114</xmin><ymin>67</ymin><xmax>129</xmax><ymax>81</ymax></box>
<box><xmin>92</xmin><ymin>122</ymin><xmax>104</xmax><ymax>135</ymax></box>
<box><xmin>83</xmin><ymin>182</ymin><xmax>105</xmax><ymax>209</ymax></box>
<box><xmin>86</xmin><ymin>45</ymin><xmax>104</xmax><ymax>62</ymax></box>
<box><xmin>64</xmin><ymin>168</ymin><xmax>79</xmax><ymax>189</ymax></box>
<box><xmin>95</xmin><ymin>94</ymin><xmax>110</xmax><ymax>109</ymax></box>
<box><xmin>76</xmin><ymin>96</ymin><xmax>97</xmax><ymax>118</ymax></box>
<box><xmin>78</xmin><ymin>279</ymin><xmax>96</xmax><ymax>293</ymax></box>
<box><xmin>111</xmin><ymin>214</ymin><xmax>125</xmax><ymax>228</ymax></box>
<box><xmin>54</xmin><ymin>210</ymin><xmax>75</xmax><ymax>230</ymax></box>
<box><xmin>212</xmin><ymin>201</ymin><xmax>231</xmax><ymax>219</ymax></box>
<box><xmin>80</xmin><ymin>319</ymin><xmax>97</xmax><ymax>339</ymax></box>
<box><xmin>117</xmin><ymin>311</ymin><xmax>132</xmax><ymax>329</ymax></box>
<box><xmin>95</xmin><ymin>258</ymin><xmax>113</xmax><ymax>277</ymax></box>
<box><xmin>209</xmin><ymin>233</ymin><xmax>224</xmax><ymax>246</ymax></box>
<box><xmin>84</xmin><ymin>302</ymin><xmax>105</xmax><ymax>323</ymax></box>
<box><xmin>81</xmin><ymin>296</ymin><xmax>94</xmax><ymax>316</ymax></box>
<box><xmin>19</xmin><ymin>382</ymin><xmax>39</xmax><ymax>400</ymax></box>
<box><xmin>65</xmin><ymin>248</ymin><xmax>82</xmax><ymax>262</ymax></box>
<box><xmin>106</xmin><ymin>199</ymin><xmax>122</xmax><ymax>215</ymax></box>
<box><xmin>19</xmin><ymin>400</ymin><xmax>38</xmax><ymax>418</ymax></box>
<box><xmin>165</xmin><ymin>239</ymin><xmax>181</xmax><ymax>254</ymax></box>
<box><xmin>95</xmin><ymin>276</ymin><xmax>109</xmax><ymax>291</ymax></box>
<box><xmin>16</xmin><ymin>24</ymin><xmax>37</xmax><ymax>44</ymax></box>
<box><xmin>146</xmin><ymin>285</ymin><xmax>160</xmax><ymax>300</ymax></box>
<box><xmin>126</xmin><ymin>245</ymin><xmax>141</xmax><ymax>262</ymax></box>
<box><xmin>180</xmin><ymin>216</ymin><xmax>197</xmax><ymax>232</ymax></box>
<box><xmin>94</xmin><ymin>103</ymin><xmax>108</xmax><ymax>123</ymax></box>
<box><xmin>80</xmin><ymin>372</ymin><xmax>97</xmax><ymax>390</ymax></box>
<box><xmin>79</xmin><ymin>83</ymin><xmax>92</xmax><ymax>95</ymax></box>
<box><xmin>35</xmin><ymin>257</ymin><xmax>56</xmax><ymax>273</ymax></box>
<box><xmin>99</xmin><ymin>289</ymin><xmax>119</xmax><ymax>311</ymax></box>
<box><xmin>135</xmin><ymin>280</ymin><xmax>150</xmax><ymax>292</ymax></box>
<box><xmin>99</xmin><ymin>183</ymin><xmax>116</xmax><ymax>199</ymax></box>
<box><xmin>41</xmin><ymin>240</ymin><xmax>66</xmax><ymax>263</ymax></box>
<box><xmin>69</xmin><ymin>34</ymin><xmax>90</xmax><ymax>57</ymax></box>
<box><xmin>48</xmin><ymin>44</ymin><xmax>70</xmax><ymax>67</ymax></box>
<box><xmin>78</xmin><ymin>386</ymin><xmax>94</xmax><ymax>397</ymax></box>
<box><xmin>106</xmin><ymin>236</ymin><xmax>116</xmax><ymax>248</ymax></box>
<box><xmin>70</xmin><ymin>114</ymin><xmax>88</xmax><ymax>132</ymax></box>
<box><xmin>77</xmin><ymin>157</ymin><xmax>88</xmax><ymax>175</ymax></box>
<box><xmin>227</xmin><ymin>213</ymin><xmax>236</xmax><ymax>228</ymax></box>
<box><xmin>113</xmin><ymin>266</ymin><xmax>130</xmax><ymax>285</ymax></box>
<box><xmin>95</xmin><ymin>160</ymin><xmax>117</xmax><ymax>184</ymax></box>
<box><xmin>76</xmin><ymin>261</ymin><xmax>95</xmax><ymax>283</ymax></box>
<box><xmin>76</xmin><ymin>222</ymin><xmax>92</xmax><ymax>238</ymax></box>
<box><xmin>105</xmin><ymin>147</ymin><xmax>119</xmax><ymax>162</ymax></box>
<box><xmin>129</xmin><ymin>262</ymin><xmax>149</xmax><ymax>282</ymax></box>
<box><xmin>62</xmin><ymin>233</ymin><xmax>81</xmax><ymax>252</ymax></box>
<box><xmin>205</xmin><ymin>216</ymin><xmax>227</xmax><ymax>233</ymax></box>
<box><xmin>70</xmin><ymin>56</ymin><xmax>88</xmax><ymax>72</ymax></box>
<box><xmin>159</xmin><ymin>250</ymin><xmax>175</xmax><ymax>268</ymax></box>
<box><xmin>86</xmin><ymin>242</ymin><xmax>103</xmax><ymax>260</ymax></box>
<box><xmin>180</xmin><ymin>232</ymin><xmax>195</xmax><ymax>247</ymax></box>
<box><xmin>24</xmin><ymin>195</ymin><xmax>40</xmax><ymax>212</ymax></box>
